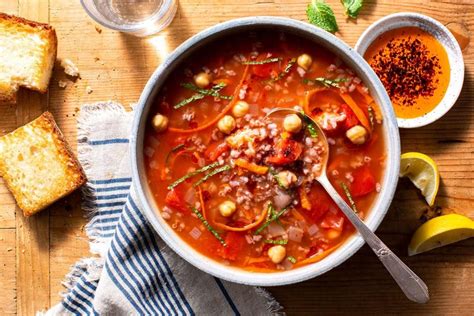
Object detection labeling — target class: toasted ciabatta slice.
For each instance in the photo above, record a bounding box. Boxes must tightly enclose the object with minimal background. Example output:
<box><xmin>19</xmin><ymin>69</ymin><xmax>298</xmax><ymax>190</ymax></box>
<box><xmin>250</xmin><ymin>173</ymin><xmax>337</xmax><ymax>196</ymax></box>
<box><xmin>0</xmin><ymin>112</ymin><xmax>86</xmax><ymax>216</ymax></box>
<box><xmin>0</xmin><ymin>13</ymin><xmax>57</xmax><ymax>103</ymax></box>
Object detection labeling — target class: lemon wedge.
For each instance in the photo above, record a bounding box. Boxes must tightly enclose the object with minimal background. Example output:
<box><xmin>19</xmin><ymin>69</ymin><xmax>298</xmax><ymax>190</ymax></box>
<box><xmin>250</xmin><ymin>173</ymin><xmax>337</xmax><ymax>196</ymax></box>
<box><xmin>408</xmin><ymin>214</ymin><xmax>474</xmax><ymax>256</ymax></box>
<box><xmin>400</xmin><ymin>152</ymin><xmax>440</xmax><ymax>206</ymax></box>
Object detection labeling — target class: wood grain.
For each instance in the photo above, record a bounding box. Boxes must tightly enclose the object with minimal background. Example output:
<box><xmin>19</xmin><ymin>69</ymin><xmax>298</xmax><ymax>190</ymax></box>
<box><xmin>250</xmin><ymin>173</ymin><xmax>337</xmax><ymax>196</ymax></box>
<box><xmin>14</xmin><ymin>1</ymin><xmax>51</xmax><ymax>315</ymax></box>
<box><xmin>0</xmin><ymin>0</ymin><xmax>473</xmax><ymax>315</ymax></box>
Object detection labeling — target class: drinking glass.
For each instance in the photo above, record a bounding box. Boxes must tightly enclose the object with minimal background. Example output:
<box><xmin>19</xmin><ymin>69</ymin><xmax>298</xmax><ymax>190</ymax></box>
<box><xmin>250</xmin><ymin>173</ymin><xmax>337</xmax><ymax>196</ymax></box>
<box><xmin>80</xmin><ymin>0</ymin><xmax>178</xmax><ymax>37</ymax></box>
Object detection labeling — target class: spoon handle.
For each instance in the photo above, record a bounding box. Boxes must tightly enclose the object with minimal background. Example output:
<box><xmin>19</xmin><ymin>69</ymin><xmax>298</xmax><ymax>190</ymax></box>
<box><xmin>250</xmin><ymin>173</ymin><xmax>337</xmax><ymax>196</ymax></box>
<box><xmin>318</xmin><ymin>176</ymin><xmax>430</xmax><ymax>304</ymax></box>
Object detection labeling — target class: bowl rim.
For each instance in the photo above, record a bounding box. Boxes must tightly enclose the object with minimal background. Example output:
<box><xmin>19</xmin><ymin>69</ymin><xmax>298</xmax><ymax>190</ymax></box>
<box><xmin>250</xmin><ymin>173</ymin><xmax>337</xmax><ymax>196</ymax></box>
<box><xmin>354</xmin><ymin>12</ymin><xmax>465</xmax><ymax>129</ymax></box>
<box><xmin>131</xmin><ymin>16</ymin><xmax>401</xmax><ymax>286</ymax></box>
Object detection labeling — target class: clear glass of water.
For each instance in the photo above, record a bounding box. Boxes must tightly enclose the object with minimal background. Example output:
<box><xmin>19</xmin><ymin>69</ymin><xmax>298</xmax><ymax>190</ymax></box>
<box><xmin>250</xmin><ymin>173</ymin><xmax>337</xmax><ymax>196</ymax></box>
<box><xmin>80</xmin><ymin>0</ymin><xmax>178</xmax><ymax>37</ymax></box>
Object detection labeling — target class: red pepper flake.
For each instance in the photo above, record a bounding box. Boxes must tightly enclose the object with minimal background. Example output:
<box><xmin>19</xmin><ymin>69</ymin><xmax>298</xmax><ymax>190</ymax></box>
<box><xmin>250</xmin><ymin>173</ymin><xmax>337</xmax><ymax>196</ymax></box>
<box><xmin>369</xmin><ymin>36</ymin><xmax>441</xmax><ymax>107</ymax></box>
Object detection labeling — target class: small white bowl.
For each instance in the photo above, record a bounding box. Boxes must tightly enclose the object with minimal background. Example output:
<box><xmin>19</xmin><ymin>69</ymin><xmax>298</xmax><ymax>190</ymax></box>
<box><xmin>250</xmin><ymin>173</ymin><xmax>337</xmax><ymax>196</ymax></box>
<box><xmin>355</xmin><ymin>12</ymin><xmax>465</xmax><ymax>128</ymax></box>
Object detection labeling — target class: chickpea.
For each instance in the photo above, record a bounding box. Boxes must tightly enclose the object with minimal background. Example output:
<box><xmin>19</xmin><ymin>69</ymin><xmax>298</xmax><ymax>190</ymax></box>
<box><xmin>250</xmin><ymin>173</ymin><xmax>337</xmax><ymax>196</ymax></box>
<box><xmin>151</xmin><ymin>114</ymin><xmax>169</xmax><ymax>133</ymax></box>
<box><xmin>194</xmin><ymin>72</ymin><xmax>211</xmax><ymax>88</ymax></box>
<box><xmin>217</xmin><ymin>115</ymin><xmax>236</xmax><ymax>134</ymax></box>
<box><xmin>297</xmin><ymin>53</ymin><xmax>313</xmax><ymax>71</ymax></box>
<box><xmin>219</xmin><ymin>200</ymin><xmax>236</xmax><ymax>217</ymax></box>
<box><xmin>276</xmin><ymin>170</ymin><xmax>297</xmax><ymax>189</ymax></box>
<box><xmin>283</xmin><ymin>114</ymin><xmax>302</xmax><ymax>133</ymax></box>
<box><xmin>232</xmin><ymin>101</ymin><xmax>250</xmax><ymax>118</ymax></box>
<box><xmin>268</xmin><ymin>245</ymin><xmax>286</xmax><ymax>264</ymax></box>
<box><xmin>346</xmin><ymin>125</ymin><xmax>368</xmax><ymax>145</ymax></box>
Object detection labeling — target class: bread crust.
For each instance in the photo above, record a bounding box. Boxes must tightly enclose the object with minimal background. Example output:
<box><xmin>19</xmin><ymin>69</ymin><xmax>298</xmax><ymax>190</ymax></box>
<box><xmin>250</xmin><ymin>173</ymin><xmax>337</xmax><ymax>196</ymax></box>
<box><xmin>0</xmin><ymin>13</ymin><xmax>57</xmax><ymax>97</ymax></box>
<box><xmin>0</xmin><ymin>111</ymin><xmax>87</xmax><ymax>216</ymax></box>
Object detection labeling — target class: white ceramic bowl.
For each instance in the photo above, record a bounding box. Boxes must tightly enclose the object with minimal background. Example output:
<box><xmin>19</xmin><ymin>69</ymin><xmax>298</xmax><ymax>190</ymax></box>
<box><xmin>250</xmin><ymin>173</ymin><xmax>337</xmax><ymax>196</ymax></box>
<box><xmin>355</xmin><ymin>12</ymin><xmax>465</xmax><ymax>129</ymax></box>
<box><xmin>131</xmin><ymin>17</ymin><xmax>401</xmax><ymax>286</ymax></box>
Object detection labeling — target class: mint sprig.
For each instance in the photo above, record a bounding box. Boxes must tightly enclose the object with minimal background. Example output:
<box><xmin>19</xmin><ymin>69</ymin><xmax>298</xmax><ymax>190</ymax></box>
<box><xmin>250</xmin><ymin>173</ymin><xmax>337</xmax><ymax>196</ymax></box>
<box><xmin>306</xmin><ymin>0</ymin><xmax>339</xmax><ymax>33</ymax></box>
<box><xmin>341</xmin><ymin>0</ymin><xmax>363</xmax><ymax>19</ymax></box>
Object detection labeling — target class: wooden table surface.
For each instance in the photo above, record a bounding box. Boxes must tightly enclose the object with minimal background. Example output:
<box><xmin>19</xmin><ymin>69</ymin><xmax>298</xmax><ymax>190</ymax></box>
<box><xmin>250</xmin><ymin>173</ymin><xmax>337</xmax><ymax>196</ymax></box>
<box><xmin>0</xmin><ymin>0</ymin><xmax>472</xmax><ymax>315</ymax></box>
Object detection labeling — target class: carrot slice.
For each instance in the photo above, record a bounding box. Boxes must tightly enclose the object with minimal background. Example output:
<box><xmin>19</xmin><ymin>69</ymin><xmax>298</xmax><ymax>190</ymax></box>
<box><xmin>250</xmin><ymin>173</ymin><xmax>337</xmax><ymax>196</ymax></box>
<box><xmin>355</xmin><ymin>85</ymin><xmax>373</xmax><ymax>104</ymax></box>
<box><xmin>213</xmin><ymin>207</ymin><xmax>269</xmax><ymax>232</ymax></box>
<box><xmin>161</xmin><ymin>148</ymin><xmax>191</xmax><ymax>180</ymax></box>
<box><xmin>234</xmin><ymin>158</ymin><xmax>269</xmax><ymax>175</ymax></box>
<box><xmin>168</xmin><ymin>64</ymin><xmax>250</xmax><ymax>134</ymax></box>
<box><xmin>299</xmin><ymin>187</ymin><xmax>311</xmax><ymax>211</ymax></box>
<box><xmin>340</xmin><ymin>93</ymin><xmax>371</xmax><ymax>132</ymax></box>
<box><xmin>197</xmin><ymin>186</ymin><xmax>207</xmax><ymax>220</ymax></box>
<box><xmin>294</xmin><ymin>241</ymin><xmax>344</xmax><ymax>266</ymax></box>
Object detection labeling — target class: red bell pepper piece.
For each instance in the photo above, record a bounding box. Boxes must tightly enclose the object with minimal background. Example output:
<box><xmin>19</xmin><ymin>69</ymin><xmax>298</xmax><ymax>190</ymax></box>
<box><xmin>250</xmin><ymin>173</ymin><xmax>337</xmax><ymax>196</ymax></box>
<box><xmin>266</xmin><ymin>138</ymin><xmax>303</xmax><ymax>165</ymax></box>
<box><xmin>217</xmin><ymin>232</ymin><xmax>246</xmax><ymax>261</ymax></box>
<box><xmin>164</xmin><ymin>188</ymin><xmax>189</xmax><ymax>213</ymax></box>
<box><xmin>350</xmin><ymin>166</ymin><xmax>376</xmax><ymax>197</ymax></box>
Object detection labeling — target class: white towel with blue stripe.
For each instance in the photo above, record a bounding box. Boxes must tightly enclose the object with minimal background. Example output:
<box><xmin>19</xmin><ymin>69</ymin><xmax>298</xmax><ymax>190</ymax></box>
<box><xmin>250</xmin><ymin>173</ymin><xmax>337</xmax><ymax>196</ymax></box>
<box><xmin>44</xmin><ymin>102</ymin><xmax>284</xmax><ymax>316</ymax></box>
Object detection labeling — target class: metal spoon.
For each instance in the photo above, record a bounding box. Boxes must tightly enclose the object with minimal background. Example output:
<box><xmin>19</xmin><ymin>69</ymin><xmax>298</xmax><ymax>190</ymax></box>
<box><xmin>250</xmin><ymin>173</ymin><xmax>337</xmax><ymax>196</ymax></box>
<box><xmin>266</xmin><ymin>107</ymin><xmax>429</xmax><ymax>304</ymax></box>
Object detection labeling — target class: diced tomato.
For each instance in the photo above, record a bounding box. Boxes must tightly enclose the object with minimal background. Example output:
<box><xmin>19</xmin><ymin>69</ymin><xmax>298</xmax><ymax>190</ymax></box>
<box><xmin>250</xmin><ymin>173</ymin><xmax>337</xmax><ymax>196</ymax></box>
<box><xmin>320</xmin><ymin>211</ymin><xmax>345</xmax><ymax>231</ymax></box>
<box><xmin>350</xmin><ymin>166</ymin><xmax>376</xmax><ymax>197</ymax></box>
<box><xmin>252</xmin><ymin>63</ymin><xmax>275</xmax><ymax>77</ymax></box>
<box><xmin>266</xmin><ymin>138</ymin><xmax>303</xmax><ymax>165</ymax></box>
<box><xmin>303</xmin><ymin>185</ymin><xmax>334</xmax><ymax>222</ymax></box>
<box><xmin>341</xmin><ymin>104</ymin><xmax>359</xmax><ymax>130</ymax></box>
<box><xmin>217</xmin><ymin>232</ymin><xmax>246</xmax><ymax>261</ymax></box>
<box><xmin>164</xmin><ymin>188</ymin><xmax>189</xmax><ymax>213</ymax></box>
<box><xmin>205</xmin><ymin>142</ymin><xmax>229</xmax><ymax>161</ymax></box>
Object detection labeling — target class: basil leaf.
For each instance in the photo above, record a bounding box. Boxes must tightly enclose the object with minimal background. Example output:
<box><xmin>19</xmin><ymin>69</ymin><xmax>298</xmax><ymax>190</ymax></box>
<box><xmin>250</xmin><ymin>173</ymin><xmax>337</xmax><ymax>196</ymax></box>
<box><xmin>242</xmin><ymin>57</ymin><xmax>282</xmax><ymax>65</ymax></box>
<box><xmin>306</xmin><ymin>0</ymin><xmax>338</xmax><ymax>33</ymax></box>
<box><xmin>341</xmin><ymin>0</ymin><xmax>363</xmax><ymax>19</ymax></box>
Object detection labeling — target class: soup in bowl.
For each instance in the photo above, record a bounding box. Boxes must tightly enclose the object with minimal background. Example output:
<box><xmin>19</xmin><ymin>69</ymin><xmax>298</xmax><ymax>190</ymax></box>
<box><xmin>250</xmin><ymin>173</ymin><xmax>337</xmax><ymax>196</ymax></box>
<box><xmin>131</xmin><ymin>17</ymin><xmax>400</xmax><ymax>285</ymax></box>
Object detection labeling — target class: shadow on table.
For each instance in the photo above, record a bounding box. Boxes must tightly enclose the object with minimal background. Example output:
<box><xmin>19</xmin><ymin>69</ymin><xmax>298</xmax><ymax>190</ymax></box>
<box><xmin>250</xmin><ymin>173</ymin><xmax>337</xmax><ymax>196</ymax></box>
<box><xmin>118</xmin><ymin>1</ymin><xmax>194</xmax><ymax>75</ymax></box>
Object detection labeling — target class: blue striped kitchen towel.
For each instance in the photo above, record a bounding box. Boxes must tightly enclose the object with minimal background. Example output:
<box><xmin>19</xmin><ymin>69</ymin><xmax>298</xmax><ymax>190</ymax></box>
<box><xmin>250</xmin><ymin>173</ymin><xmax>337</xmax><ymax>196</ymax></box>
<box><xmin>44</xmin><ymin>102</ymin><xmax>284</xmax><ymax>315</ymax></box>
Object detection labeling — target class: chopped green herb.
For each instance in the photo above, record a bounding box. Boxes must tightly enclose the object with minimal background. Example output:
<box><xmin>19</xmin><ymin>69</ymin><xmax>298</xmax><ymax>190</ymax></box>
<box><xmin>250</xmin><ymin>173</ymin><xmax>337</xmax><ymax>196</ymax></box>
<box><xmin>269</xmin><ymin>168</ymin><xmax>287</xmax><ymax>190</ymax></box>
<box><xmin>193</xmin><ymin>165</ymin><xmax>231</xmax><ymax>187</ymax></box>
<box><xmin>191</xmin><ymin>207</ymin><xmax>226</xmax><ymax>246</ymax></box>
<box><xmin>304</xmin><ymin>77</ymin><xmax>348</xmax><ymax>88</ymax></box>
<box><xmin>341</xmin><ymin>0</ymin><xmax>363</xmax><ymax>19</ymax></box>
<box><xmin>287</xmin><ymin>256</ymin><xmax>297</xmax><ymax>264</ymax></box>
<box><xmin>254</xmin><ymin>205</ymin><xmax>290</xmax><ymax>235</ymax></box>
<box><xmin>274</xmin><ymin>58</ymin><xmax>296</xmax><ymax>81</ymax></box>
<box><xmin>168</xmin><ymin>162</ymin><xmax>219</xmax><ymax>190</ymax></box>
<box><xmin>174</xmin><ymin>93</ymin><xmax>205</xmax><ymax>109</ymax></box>
<box><xmin>181</xmin><ymin>82</ymin><xmax>232</xmax><ymax>100</ymax></box>
<box><xmin>266</xmin><ymin>203</ymin><xmax>275</xmax><ymax>220</ymax></box>
<box><xmin>341</xmin><ymin>182</ymin><xmax>358</xmax><ymax>213</ymax></box>
<box><xmin>299</xmin><ymin>111</ymin><xmax>318</xmax><ymax>138</ymax></box>
<box><xmin>242</xmin><ymin>57</ymin><xmax>282</xmax><ymax>65</ymax></box>
<box><xmin>306</xmin><ymin>0</ymin><xmax>339</xmax><ymax>33</ymax></box>
<box><xmin>368</xmin><ymin>105</ymin><xmax>375</xmax><ymax>129</ymax></box>
<box><xmin>264</xmin><ymin>239</ymin><xmax>288</xmax><ymax>245</ymax></box>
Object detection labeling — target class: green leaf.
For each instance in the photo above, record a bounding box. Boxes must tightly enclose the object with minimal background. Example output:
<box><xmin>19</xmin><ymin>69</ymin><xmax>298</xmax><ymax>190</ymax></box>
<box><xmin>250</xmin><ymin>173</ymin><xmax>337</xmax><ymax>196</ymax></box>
<box><xmin>299</xmin><ymin>111</ymin><xmax>318</xmax><ymax>138</ymax></box>
<box><xmin>181</xmin><ymin>82</ymin><xmax>232</xmax><ymax>100</ymax></box>
<box><xmin>191</xmin><ymin>207</ymin><xmax>227</xmax><ymax>246</ymax></box>
<box><xmin>303</xmin><ymin>77</ymin><xmax>347</xmax><ymax>88</ymax></box>
<box><xmin>167</xmin><ymin>162</ymin><xmax>219</xmax><ymax>190</ymax></box>
<box><xmin>287</xmin><ymin>256</ymin><xmax>297</xmax><ymax>264</ymax></box>
<box><xmin>341</xmin><ymin>182</ymin><xmax>358</xmax><ymax>213</ymax></box>
<box><xmin>174</xmin><ymin>94</ymin><xmax>205</xmax><ymax>109</ymax></box>
<box><xmin>193</xmin><ymin>165</ymin><xmax>231</xmax><ymax>187</ymax></box>
<box><xmin>263</xmin><ymin>239</ymin><xmax>288</xmax><ymax>245</ymax></box>
<box><xmin>242</xmin><ymin>57</ymin><xmax>282</xmax><ymax>65</ymax></box>
<box><xmin>341</xmin><ymin>0</ymin><xmax>363</xmax><ymax>19</ymax></box>
<box><xmin>306</xmin><ymin>0</ymin><xmax>338</xmax><ymax>33</ymax></box>
<box><xmin>254</xmin><ymin>205</ymin><xmax>290</xmax><ymax>235</ymax></box>
<box><xmin>274</xmin><ymin>58</ymin><xmax>296</xmax><ymax>81</ymax></box>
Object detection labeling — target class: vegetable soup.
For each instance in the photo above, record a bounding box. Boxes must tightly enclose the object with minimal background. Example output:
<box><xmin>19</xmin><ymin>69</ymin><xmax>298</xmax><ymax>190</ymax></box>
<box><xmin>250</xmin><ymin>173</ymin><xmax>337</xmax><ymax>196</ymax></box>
<box><xmin>144</xmin><ymin>32</ymin><xmax>385</xmax><ymax>271</ymax></box>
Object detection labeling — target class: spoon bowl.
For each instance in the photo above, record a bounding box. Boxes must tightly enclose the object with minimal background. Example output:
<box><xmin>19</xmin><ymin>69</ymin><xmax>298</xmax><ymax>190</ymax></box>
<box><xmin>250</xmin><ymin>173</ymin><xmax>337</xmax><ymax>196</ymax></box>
<box><xmin>266</xmin><ymin>107</ymin><xmax>430</xmax><ymax>304</ymax></box>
